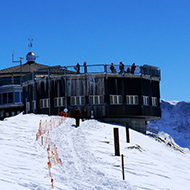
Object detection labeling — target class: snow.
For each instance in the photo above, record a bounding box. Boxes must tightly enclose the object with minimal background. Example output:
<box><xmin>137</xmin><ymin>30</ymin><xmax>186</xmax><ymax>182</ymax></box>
<box><xmin>1</xmin><ymin>113</ymin><xmax>190</xmax><ymax>189</ymax></box>
<box><xmin>149</xmin><ymin>100</ymin><xmax>190</xmax><ymax>149</ymax></box>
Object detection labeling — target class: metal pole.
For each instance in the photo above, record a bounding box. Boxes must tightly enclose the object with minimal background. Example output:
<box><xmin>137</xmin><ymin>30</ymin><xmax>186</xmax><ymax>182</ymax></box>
<box><xmin>20</xmin><ymin>58</ymin><xmax>23</xmax><ymax>85</ymax></box>
<box><xmin>126</xmin><ymin>123</ymin><xmax>130</xmax><ymax>143</ymax></box>
<box><xmin>48</xmin><ymin>69</ymin><xmax>51</xmax><ymax>116</ymax></box>
<box><xmin>121</xmin><ymin>154</ymin><xmax>125</xmax><ymax>180</ymax></box>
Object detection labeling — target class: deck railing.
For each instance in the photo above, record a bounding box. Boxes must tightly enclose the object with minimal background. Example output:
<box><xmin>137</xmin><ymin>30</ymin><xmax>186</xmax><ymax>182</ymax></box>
<box><xmin>22</xmin><ymin>63</ymin><xmax>161</xmax><ymax>83</ymax></box>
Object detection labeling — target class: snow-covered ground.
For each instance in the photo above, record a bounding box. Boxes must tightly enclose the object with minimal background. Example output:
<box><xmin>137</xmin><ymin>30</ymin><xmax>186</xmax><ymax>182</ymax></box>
<box><xmin>0</xmin><ymin>113</ymin><xmax>190</xmax><ymax>190</ymax></box>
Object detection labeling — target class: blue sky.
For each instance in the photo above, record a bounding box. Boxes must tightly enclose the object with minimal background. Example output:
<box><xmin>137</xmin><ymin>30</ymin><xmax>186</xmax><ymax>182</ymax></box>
<box><xmin>0</xmin><ymin>0</ymin><xmax>190</xmax><ymax>102</ymax></box>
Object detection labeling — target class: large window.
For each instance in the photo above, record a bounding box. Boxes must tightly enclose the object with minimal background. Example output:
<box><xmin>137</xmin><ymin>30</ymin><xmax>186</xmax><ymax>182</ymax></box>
<box><xmin>40</xmin><ymin>99</ymin><xmax>50</xmax><ymax>108</ymax></box>
<box><xmin>110</xmin><ymin>95</ymin><xmax>122</xmax><ymax>105</ymax></box>
<box><xmin>89</xmin><ymin>95</ymin><xmax>104</xmax><ymax>104</ymax></box>
<box><xmin>71</xmin><ymin>96</ymin><xmax>85</xmax><ymax>105</ymax></box>
<box><xmin>15</xmin><ymin>91</ymin><xmax>23</xmax><ymax>103</ymax></box>
<box><xmin>126</xmin><ymin>95</ymin><xmax>138</xmax><ymax>105</ymax></box>
<box><xmin>143</xmin><ymin>96</ymin><xmax>149</xmax><ymax>106</ymax></box>
<box><xmin>54</xmin><ymin>97</ymin><xmax>65</xmax><ymax>107</ymax></box>
<box><xmin>152</xmin><ymin>97</ymin><xmax>158</xmax><ymax>106</ymax></box>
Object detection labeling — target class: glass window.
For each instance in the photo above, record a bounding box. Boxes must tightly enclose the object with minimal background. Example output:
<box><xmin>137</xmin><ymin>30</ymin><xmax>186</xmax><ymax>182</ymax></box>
<box><xmin>126</xmin><ymin>95</ymin><xmax>138</xmax><ymax>105</ymax></box>
<box><xmin>71</xmin><ymin>96</ymin><xmax>85</xmax><ymax>105</ymax></box>
<box><xmin>54</xmin><ymin>98</ymin><xmax>58</xmax><ymax>107</ymax></box>
<box><xmin>59</xmin><ymin>98</ymin><xmax>61</xmax><ymax>106</ymax></box>
<box><xmin>3</xmin><ymin>93</ymin><xmax>7</xmax><ymax>104</ymax></box>
<box><xmin>0</xmin><ymin>112</ymin><xmax>3</xmax><ymax>117</ymax></box>
<box><xmin>5</xmin><ymin>112</ymin><xmax>9</xmax><ymax>117</ymax></box>
<box><xmin>100</xmin><ymin>96</ymin><xmax>104</xmax><ymax>103</ymax></box>
<box><xmin>110</xmin><ymin>95</ymin><xmax>122</xmax><ymax>105</ymax></box>
<box><xmin>76</xmin><ymin>97</ymin><xmax>80</xmax><ymax>105</ymax></box>
<box><xmin>26</xmin><ymin>102</ymin><xmax>30</xmax><ymax>112</ymax></box>
<box><xmin>21</xmin><ymin>92</ymin><xmax>23</xmax><ymax>102</ymax></box>
<box><xmin>81</xmin><ymin>96</ymin><xmax>85</xmax><ymax>104</ymax></box>
<box><xmin>71</xmin><ymin>97</ymin><xmax>75</xmax><ymax>105</ymax></box>
<box><xmin>152</xmin><ymin>97</ymin><xmax>158</xmax><ymax>106</ymax></box>
<box><xmin>11</xmin><ymin>112</ymin><xmax>15</xmax><ymax>116</ymax></box>
<box><xmin>143</xmin><ymin>96</ymin><xmax>149</xmax><ymax>106</ymax></box>
<box><xmin>89</xmin><ymin>95</ymin><xmax>104</xmax><ymax>104</ymax></box>
<box><xmin>8</xmin><ymin>92</ymin><xmax>13</xmax><ymax>103</ymax></box>
<box><xmin>15</xmin><ymin>92</ymin><xmax>20</xmax><ymax>103</ymax></box>
<box><xmin>31</xmin><ymin>100</ymin><xmax>36</xmax><ymax>110</ymax></box>
<box><xmin>40</xmin><ymin>100</ymin><xmax>43</xmax><ymax>108</ymax></box>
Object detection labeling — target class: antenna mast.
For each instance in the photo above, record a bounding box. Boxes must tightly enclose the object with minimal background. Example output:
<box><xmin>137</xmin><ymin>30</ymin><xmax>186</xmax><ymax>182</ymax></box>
<box><xmin>28</xmin><ymin>38</ymin><xmax>33</xmax><ymax>52</ymax></box>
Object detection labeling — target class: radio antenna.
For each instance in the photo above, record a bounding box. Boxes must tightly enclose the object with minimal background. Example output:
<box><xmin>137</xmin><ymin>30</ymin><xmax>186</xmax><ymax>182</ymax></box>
<box><xmin>28</xmin><ymin>38</ymin><xmax>33</xmax><ymax>52</ymax></box>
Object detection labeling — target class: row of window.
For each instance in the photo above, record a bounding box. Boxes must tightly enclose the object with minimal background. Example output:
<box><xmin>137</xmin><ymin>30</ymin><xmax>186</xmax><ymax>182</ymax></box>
<box><xmin>0</xmin><ymin>111</ymin><xmax>21</xmax><ymax>118</ymax></box>
<box><xmin>0</xmin><ymin>91</ymin><xmax>23</xmax><ymax>105</ymax></box>
<box><xmin>110</xmin><ymin>95</ymin><xmax>157</xmax><ymax>106</ymax></box>
<box><xmin>26</xmin><ymin>95</ymin><xmax>158</xmax><ymax>110</ymax></box>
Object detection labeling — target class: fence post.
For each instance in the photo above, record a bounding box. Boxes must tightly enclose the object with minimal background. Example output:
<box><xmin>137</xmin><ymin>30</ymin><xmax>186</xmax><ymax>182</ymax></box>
<box><xmin>113</xmin><ymin>128</ymin><xmax>120</xmax><ymax>156</ymax></box>
<box><xmin>126</xmin><ymin>123</ymin><xmax>130</xmax><ymax>143</ymax></box>
<box><xmin>41</xmin><ymin>136</ymin><xmax>43</xmax><ymax>145</ymax></box>
<box><xmin>121</xmin><ymin>154</ymin><xmax>125</xmax><ymax>180</ymax></box>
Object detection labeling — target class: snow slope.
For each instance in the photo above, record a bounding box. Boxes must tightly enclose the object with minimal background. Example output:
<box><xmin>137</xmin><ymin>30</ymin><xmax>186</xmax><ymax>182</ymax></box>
<box><xmin>149</xmin><ymin>100</ymin><xmax>190</xmax><ymax>149</ymax></box>
<box><xmin>0</xmin><ymin>113</ymin><xmax>190</xmax><ymax>189</ymax></box>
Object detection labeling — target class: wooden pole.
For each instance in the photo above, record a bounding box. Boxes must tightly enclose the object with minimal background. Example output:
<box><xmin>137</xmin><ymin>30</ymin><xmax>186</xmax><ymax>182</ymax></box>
<box><xmin>113</xmin><ymin>128</ymin><xmax>120</xmax><ymax>156</ymax></box>
<box><xmin>41</xmin><ymin>136</ymin><xmax>43</xmax><ymax>145</ymax></box>
<box><xmin>126</xmin><ymin>123</ymin><xmax>130</xmax><ymax>143</ymax></box>
<box><xmin>121</xmin><ymin>154</ymin><xmax>125</xmax><ymax>180</ymax></box>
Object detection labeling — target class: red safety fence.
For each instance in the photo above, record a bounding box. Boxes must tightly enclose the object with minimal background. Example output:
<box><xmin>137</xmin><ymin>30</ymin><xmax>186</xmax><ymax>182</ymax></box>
<box><xmin>36</xmin><ymin>116</ymin><xmax>66</xmax><ymax>189</ymax></box>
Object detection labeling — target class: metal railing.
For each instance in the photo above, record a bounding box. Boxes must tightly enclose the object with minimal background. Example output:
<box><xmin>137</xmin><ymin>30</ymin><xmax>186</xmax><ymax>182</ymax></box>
<box><xmin>22</xmin><ymin>63</ymin><xmax>161</xmax><ymax>83</ymax></box>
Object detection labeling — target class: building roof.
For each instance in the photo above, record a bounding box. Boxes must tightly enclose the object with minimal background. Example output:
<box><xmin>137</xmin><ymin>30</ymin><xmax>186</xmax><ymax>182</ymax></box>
<box><xmin>0</xmin><ymin>61</ymin><xmax>49</xmax><ymax>76</ymax></box>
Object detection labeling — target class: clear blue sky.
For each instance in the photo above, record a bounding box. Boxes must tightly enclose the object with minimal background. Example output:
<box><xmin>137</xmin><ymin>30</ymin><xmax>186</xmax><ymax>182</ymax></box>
<box><xmin>0</xmin><ymin>0</ymin><xmax>190</xmax><ymax>102</ymax></box>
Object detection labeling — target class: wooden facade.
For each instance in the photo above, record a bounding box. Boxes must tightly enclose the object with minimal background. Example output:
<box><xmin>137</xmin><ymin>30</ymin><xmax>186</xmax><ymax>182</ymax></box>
<box><xmin>22</xmin><ymin>64</ymin><xmax>161</xmax><ymax>133</ymax></box>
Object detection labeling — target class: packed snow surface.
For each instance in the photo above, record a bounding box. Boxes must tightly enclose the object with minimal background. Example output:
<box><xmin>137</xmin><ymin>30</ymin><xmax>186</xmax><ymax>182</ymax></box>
<box><xmin>0</xmin><ymin>113</ymin><xmax>190</xmax><ymax>189</ymax></box>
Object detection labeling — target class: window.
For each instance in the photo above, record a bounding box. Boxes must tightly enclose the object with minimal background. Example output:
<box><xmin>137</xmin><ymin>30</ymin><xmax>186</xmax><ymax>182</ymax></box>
<box><xmin>152</xmin><ymin>97</ymin><xmax>158</xmax><ymax>106</ymax></box>
<box><xmin>11</xmin><ymin>112</ymin><xmax>15</xmax><ymax>116</ymax></box>
<box><xmin>143</xmin><ymin>96</ymin><xmax>149</xmax><ymax>106</ymax></box>
<box><xmin>71</xmin><ymin>96</ymin><xmax>85</xmax><ymax>105</ymax></box>
<box><xmin>15</xmin><ymin>91</ymin><xmax>23</xmax><ymax>103</ymax></box>
<box><xmin>8</xmin><ymin>92</ymin><xmax>13</xmax><ymax>103</ymax></box>
<box><xmin>126</xmin><ymin>95</ymin><xmax>138</xmax><ymax>105</ymax></box>
<box><xmin>89</xmin><ymin>95</ymin><xmax>104</xmax><ymax>104</ymax></box>
<box><xmin>15</xmin><ymin>92</ymin><xmax>20</xmax><ymax>103</ymax></box>
<box><xmin>54</xmin><ymin>97</ymin><xmax>65</xmax><ymax>107</ymax></box>
<box><xmin>26</xmin><ymin>102</ymin><xmax>30</xmax><ymax>112</ymax></box>
<box><xmin>110</xmin><ymin>95</ymin><xmax>122</xmax><ymax>105</ymax></box>
<box><xmin>5</xmin><ymin>112</ymin><xmax>9</xmax><ymax>117</ymax></box>
<box><xmin>40</xmin><ymin>99</ymin><xmax>50</xmax><ymax>108</ymax></box>
<box><xmin>31</xmin><ymin>100</ymin><xmax>36</xmax><ymax>110</ymax></box>
<box><xmin>3</xmin><ymin>93</ymin><xmax>7</xmax><ymax>104</ymax></box>
<box><xmin>0</xmin><ymin>111</ymin><xmax>4</xmax><ymax>118</ymax></box>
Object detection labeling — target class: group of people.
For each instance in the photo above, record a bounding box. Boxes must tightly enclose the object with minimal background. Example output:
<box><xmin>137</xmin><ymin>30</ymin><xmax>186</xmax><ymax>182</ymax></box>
<box><xmin>73</xmin><ymin>107</ymin><xmax>88</xmax><ymax>127</ymax></box>
<box><xmin>110</xmin><ymin>62</ymin><xmax>136</xmax><ymax>74</ymax></box>
<box><xmin>74</xmin><ymin>62</ymin><xmax>87</xmax><ymax>74</ymax></box>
